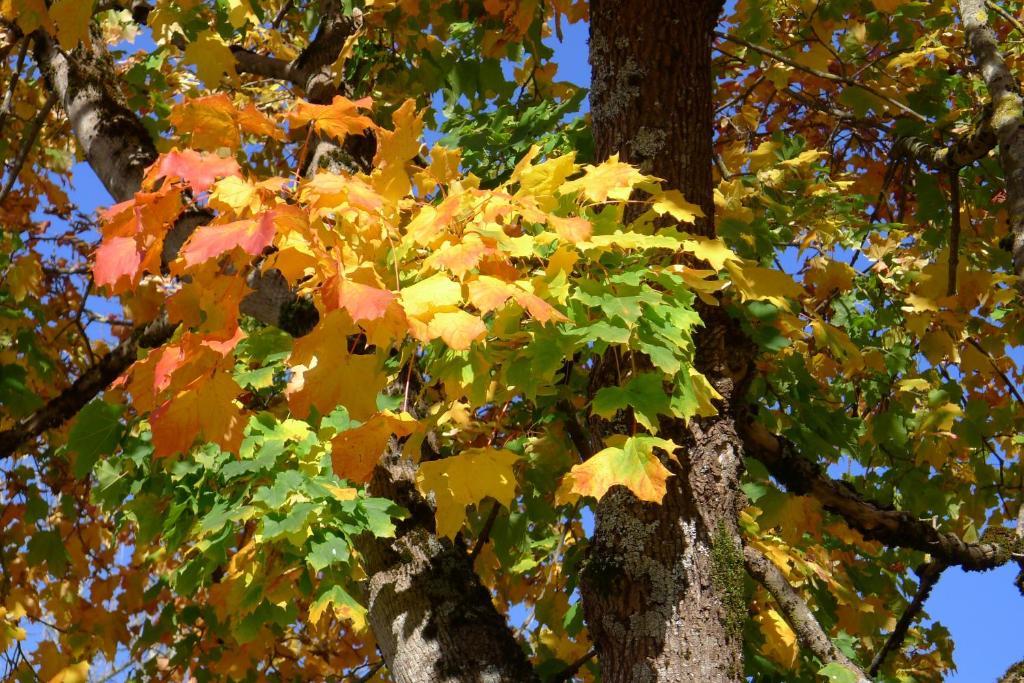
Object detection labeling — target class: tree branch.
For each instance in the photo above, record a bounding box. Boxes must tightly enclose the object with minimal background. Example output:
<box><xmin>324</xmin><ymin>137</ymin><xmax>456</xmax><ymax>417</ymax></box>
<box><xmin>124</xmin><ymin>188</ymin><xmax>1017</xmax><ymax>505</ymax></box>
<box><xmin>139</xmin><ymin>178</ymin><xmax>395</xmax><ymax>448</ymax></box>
<box><xmin>0</xmin><ymin>35</ymin><xmax>31</xmax><ymax>139</ymax></box>
<box><xmin>715</xmin><ymin>31</ymin><xmax>928</xmax><ymax>123</ymax></box>
<box><xmin>0</xmin><ymin>317</ymin><xmax>176</xmax><ymax>457</ymax></box>
<box><xmin>958</xmin><ymin>0</ymin><xmax>1024</xmax><ymax>275</ymax></box>
<box><xmin>867</xmin><ymin>560</ymin><xmax>945</xmax><ymax>677</ymax></box>
<box><xmin>744</xmin><ymin>546</ymin><xmax>871</xmax><ymax>683</ymax></box>
<box><xmin>740</xmin><ymin>420</ymin><xmax>1012</xmax><ymax>570</ymax></box>
<box><xmin>0</xmin><ymin>91</ymin><xmax>56</xmax><ymax>205</ymax></box>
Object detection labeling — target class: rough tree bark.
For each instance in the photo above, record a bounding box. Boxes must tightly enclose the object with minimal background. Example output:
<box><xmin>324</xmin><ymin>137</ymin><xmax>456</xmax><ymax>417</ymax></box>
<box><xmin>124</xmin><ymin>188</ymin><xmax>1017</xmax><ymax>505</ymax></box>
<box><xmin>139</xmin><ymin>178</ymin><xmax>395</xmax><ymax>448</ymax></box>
<box><xmin>578</xmin><ymin>2</ymin><xmax>752</xmax><ymax>681</ymax></box>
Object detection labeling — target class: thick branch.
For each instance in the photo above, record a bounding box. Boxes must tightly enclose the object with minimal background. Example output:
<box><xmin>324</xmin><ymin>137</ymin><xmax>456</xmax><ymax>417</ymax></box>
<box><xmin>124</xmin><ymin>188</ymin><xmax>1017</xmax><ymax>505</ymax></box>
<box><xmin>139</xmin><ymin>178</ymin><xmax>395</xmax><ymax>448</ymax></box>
<box><xmin>958</xmin><ymin>0</ymin><xmax>1024</xmax><ymax>275</ymax></box>
<box><xmin>893</xmin><ymin>112</ymin><xmax>997</xmax><ymax>171</ymax></box>
<box><xmin>0</xmin><ymin>317</ymin><xmax>175</xmax><ymax>457</ymax></box>
<box><xmin>867</xmin><ymin>560</ymin><xmax>945</xmax><ymax>677</ymax></box>
<box><xmin>33</xmin><ymin>31</ymin><xmax>157</xmax><ymax>202</ymax></box>
<box><xmin>740</xmin><ymin>420</ymin><xmax>1010</xmax><ymax>570</ymax></box>
<box><xmin>744</xmin><ymin>546</ymin><xmax>871</xmax><ymax>683</ymax></box>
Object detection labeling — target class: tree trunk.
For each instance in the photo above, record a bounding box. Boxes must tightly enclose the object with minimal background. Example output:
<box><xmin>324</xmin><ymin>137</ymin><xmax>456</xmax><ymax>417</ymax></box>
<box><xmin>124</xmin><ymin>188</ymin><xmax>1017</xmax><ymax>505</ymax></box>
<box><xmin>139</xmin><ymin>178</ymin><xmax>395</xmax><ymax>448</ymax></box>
<box><xmin>580</xmin><ymin>2</ymin><xmax>751</xmax><ymax>681</ymax></box>
<box><xmin>359</xmin><ymin>448</ymin><xmax>538</xmax><ymax>683</ymax></box>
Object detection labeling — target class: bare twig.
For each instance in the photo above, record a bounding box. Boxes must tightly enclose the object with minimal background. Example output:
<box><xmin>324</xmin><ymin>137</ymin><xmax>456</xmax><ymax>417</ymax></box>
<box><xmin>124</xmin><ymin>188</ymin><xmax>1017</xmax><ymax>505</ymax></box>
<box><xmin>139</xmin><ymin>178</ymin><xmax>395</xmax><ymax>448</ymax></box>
<box><xmin>715</xmin><ymin>31</ymin><xmax>928</xmax><ymax>122</ymax></box>
<box><xmin>469</xmin><ymin>501</ymin><xmax>501</xmax><ymax>561</ymax></box>
<box><xmin>0</xmin><ymin>91</ymin><xmax>57</xmax><ymax>205</ymax></box>
<box><xmin>741</xmin><ymin>420</ymin><xmax>1012</xmax><ymax>570</ymax></box>
<box><xmin>868</xmin><ymin>560</ymin><xmax>946</xmax><ymax>676</ymax></box>
<box><xmin>987</xmin><ymin>0</ymin><xmax>1024</xmax><ymax>36</ymax></box>
<box><xmin>0</xmin><ymin>35</ymin><xmax>30</xmax><ymax>140</ymax></box>
<box><xmin>550</xmin><ymin>649</ymin><xmax>596</xmax><ymax>683</ymax></box>
<box><xmin>948</xmin><ymin>166</ymin><xmax>962</xmax><ymax>295</ymax></box>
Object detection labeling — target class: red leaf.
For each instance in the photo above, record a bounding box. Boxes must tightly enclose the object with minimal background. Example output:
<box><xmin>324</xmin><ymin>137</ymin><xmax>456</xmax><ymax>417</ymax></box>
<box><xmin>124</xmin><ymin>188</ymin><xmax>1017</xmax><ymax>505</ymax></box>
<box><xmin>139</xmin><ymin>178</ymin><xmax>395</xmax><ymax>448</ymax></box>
<box><xmin>155</xmin><ymin>149</ymin><xmax>241</xmax><ymax>193</ymax></box>
<box><xmin>93</xmin><ymin>236</ymin><xmax>141</xmax><ymax>291</ymax></box>
<box><xmin>180</xmin><ymin>213</ymin><xmax>276</xmax><ymax>267</ymax></box>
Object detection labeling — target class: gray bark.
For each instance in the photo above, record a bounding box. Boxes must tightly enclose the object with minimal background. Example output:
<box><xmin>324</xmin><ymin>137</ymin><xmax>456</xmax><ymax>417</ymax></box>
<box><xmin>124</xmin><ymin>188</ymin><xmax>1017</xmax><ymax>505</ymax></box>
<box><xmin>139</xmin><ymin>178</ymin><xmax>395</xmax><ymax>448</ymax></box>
<box><xmin>958</xmin><ymin>0</ymin><xmax>1024</xmax><ymax>274</ymax></box>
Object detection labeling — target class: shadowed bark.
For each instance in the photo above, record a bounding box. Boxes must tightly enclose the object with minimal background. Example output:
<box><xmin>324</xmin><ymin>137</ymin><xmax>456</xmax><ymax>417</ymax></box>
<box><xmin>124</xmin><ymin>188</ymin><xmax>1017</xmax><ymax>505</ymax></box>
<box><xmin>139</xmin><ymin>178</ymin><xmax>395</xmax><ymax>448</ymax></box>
<box><xmin>579</xmin><ymin>2</ymin><xmax>752</xmax><ymax>681</ymax></box>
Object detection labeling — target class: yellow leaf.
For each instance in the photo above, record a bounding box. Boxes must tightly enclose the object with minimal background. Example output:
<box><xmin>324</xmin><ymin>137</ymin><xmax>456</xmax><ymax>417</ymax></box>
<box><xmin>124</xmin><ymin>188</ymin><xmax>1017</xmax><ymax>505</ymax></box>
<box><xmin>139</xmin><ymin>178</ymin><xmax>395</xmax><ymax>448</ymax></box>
<box><xmin>651</xmin><ymin>189</ymin><xmax>705</xmax><ymax>223</ymax></box>
<box><xmin>225</xmin><ymin>0</ymin><xmax>255</xmax><ymax>27</ymax></box>
<box><xmin>427</xmin><ymin>309</ymin><xmax>487</xmax><ymax>350</ymax></box>
<box><xmin>1</xmin><ymin>0</ymin><xmax>53</xmax><ymax>34</ymax></box>
<box><xmin>50</xmin><ymin>0</ymin><xmax>92</xmax><ymax>50</ymax></box>
<box><xmin>560</xmin><ymin>154</ymin><xmax>649</xmax><ymax>202</ymax></box>
<box><xmin>559</xmin><ymin>435</ymin><xmax>676</xmax><ymax>504</ymax></box>
<box><xmin>49</xmin><ymin>661</ymin><xmax>89</xmax><ymax>683</ymax></box>
<box><xmin>515</xmin><ymin>151</ymin><xmax>577</xmax><ymax>210</ymax></box>
<box><xmin>400</xmin><ymin>273</ymin><xmax>462</xmax><ymax>319</ymax></box>
<box><xmin>331</xmin><ymin>411</ymin><xmax>418</xmax><ymax>483</ymax></box>
<box><xmin>208</xmin><ymin>175</ymin><xmax>259</xmax><ymax>215</ymax></box>
<box><xmin>416</xmin><ymin>448</ymin><xmax>520</xmax><ymax>538</ymax></box>
<box><xmin>726</xmin><ymin>262</ymin><xmax>804</xmax><ymax>307</ymax></box>
<box><xmin>757</xmin><ymin>607</ymin><xmax>798</xmax><ymax>667</ymax></box>
<box><xmin>183</xmin><ymin>30</ymin><xmax>237</xmax><ymax>85</ymax></box>
<box><xmin>681</xmin><ymin>236</ymin><xmax>738</xmax><ymax>270</ymax></box>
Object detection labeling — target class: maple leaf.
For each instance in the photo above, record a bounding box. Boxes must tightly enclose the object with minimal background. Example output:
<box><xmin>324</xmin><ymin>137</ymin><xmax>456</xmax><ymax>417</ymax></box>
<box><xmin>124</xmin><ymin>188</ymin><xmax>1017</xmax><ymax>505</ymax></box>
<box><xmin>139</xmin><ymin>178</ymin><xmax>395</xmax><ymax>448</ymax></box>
<box><xmin>153</xmin><ymin>150</ymin><xmax>242</xmax><ymax>194</ymax></box>
<box><xmin>415</xmin><ymin>448</ymin><xmax>520</xmax><ymax>539</ymax></box>
<box><xmin>286</xmin><ymin>312</ymin><xmax>385</xmax><ymax>421</ymax></box>
<box><xmin>289</xmin><ymin>95</ymin><xmax>375</xmax><ymax>141</ymax></box>
<box><xmin>49</xmin><ymin>0</ymin><xmax>91</xmax><ymax>50</ymax></box>
<box><xmin>179</xmin><ymin>213</ymin><xmax>276</xmax><ymax>267</ymax></box>
<box><xmin>651</xmin><ymin>189</ymin><xmax>705</xmax><ymax>223</ymax></box>
<box><xmin>331</xmin><ymin>411</ymin><xmax>418</xmax><ymax>484</ymax></box>
<box><xmin>183</xmin><ymin>30</ymin><xmax>237</xmax><ymax>85</ymax></box>
<box><xmin>427</xmin><ymin>310</ymin><xmax>488</xmax><ymax>350</ymax></box>
<box><xmin>560</xmin><ymin>154</ymin><xmax>650</xmax><ymax>202</ymax></box>
<box><xmin>93</xmin><ymin>236</ymin><xmax>141</xmax><ymax>293</ymax></box>
<box><xmin>150</xmin><ymin>371</ymin><xmax>245</xmax><ymax>457</ymax></box>
<box><xmin>559</xmin><ymin>435</ymin><xmax>676</xmax><ymax>503</ymax></box>
<box><xmin>324</xmin><ymin>278</ymin><xmax>397</xmax><ymax>322</ymax></box>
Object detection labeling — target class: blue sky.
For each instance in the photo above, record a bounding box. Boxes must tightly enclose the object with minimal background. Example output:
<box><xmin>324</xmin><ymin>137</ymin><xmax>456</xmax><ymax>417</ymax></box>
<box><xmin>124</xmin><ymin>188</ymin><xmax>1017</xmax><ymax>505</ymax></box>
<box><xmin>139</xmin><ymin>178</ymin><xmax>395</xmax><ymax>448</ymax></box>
<box><xmin>43</xmin><ymin>12</ymin><xmax>1020</xmax><ymax>681</ymax></box>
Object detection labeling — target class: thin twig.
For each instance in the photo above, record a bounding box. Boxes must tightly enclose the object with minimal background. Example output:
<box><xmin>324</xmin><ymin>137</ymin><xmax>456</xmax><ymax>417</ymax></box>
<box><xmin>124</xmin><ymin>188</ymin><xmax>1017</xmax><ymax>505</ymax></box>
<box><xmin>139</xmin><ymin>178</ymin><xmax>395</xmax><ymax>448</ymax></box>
<box><xmin>551</xmin><ymin>649</ymin><xmax>596</xmax><ymax>683</ymax></box>
<box><xmin>744</xmin><ymin>545</ymin><xmax>871</xmax><ymax>682</ymax></box>
<box><xmin>469</xmin><ymin>500</ymin><xmax>501</xmax><ymax>561</ymax></box>
<box><xmin>715</xmin><ymin>31</ymin><xmax>928</xmax><ymax>122</ymax></box>
<box><xmin>0</xmin><ymin>35</ymin><xmax>31</xmax><ymax>141</ymax></box>
<box><xmin>948</xmin><ymin>166</ymin><xmax>961</xmax><ymax>295</ymax></box>
<box><xmin>987</xmin><ymin>0</ymin><xmax>1024</xmax><ymax>35</ymax></box>
<box><xmin>967</xmin><ymin>337</ymin><xmax>1024</xmax><ymax>405</ymax></box>
<box><xmin>868</xmin><ymin>560</ymin><xmax>946</xmax><ymax>677</ymax></box>
<box><xmin>0</xmin><ymin>92</ymin><xmax>58</xmax><ymax>205</ymax></box>
<box><xmin>272</xmin><ymin>0</ymin><xmax>296</xmax><ymax>28</ymax></box>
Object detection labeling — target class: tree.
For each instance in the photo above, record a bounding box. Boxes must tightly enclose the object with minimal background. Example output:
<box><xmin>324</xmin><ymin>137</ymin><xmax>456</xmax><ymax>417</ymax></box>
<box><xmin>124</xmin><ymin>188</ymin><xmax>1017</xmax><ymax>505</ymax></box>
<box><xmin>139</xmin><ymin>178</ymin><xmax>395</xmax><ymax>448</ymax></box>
<box><xmin>1</xmin><ymin>0</ymin><xmax>1023</xmax><ymax>680</ymax></box>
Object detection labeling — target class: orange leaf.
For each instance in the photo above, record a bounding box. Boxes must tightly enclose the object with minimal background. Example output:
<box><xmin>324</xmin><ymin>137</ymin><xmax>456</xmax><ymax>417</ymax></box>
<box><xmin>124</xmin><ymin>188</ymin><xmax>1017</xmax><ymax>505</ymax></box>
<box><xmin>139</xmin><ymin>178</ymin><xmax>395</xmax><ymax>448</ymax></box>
<box><xmin>180</xmin><ymin>213</ymin><xmax>276</xmax><ymax>267</ymax></box>
<box><xmin>151</xmin><ymin>371</ymin><xmax>245</xmax><ymax>457</ymax></box>
<box><xmin>330</xmin><ymin>411</ymin><xmax>418</xmax><ymax>483</ymax></box>
<box><xmin>153</xmin><ymin>150</ymin><xmax>242</xmax><ymax>193</ymax></box>
<box><xmin>427</xmin><ymin>309</ymin><xmax>487</xmax><ymax>350</ymax></box>
<box><xmin>289</xmin><ymin>95</ymin><xmax>375</xmax><ymax>141</ymax></box>
<box><xmin>324</xmin><ymin>278</ymin><xmax>396</xmax><ymax>322</ymax></box>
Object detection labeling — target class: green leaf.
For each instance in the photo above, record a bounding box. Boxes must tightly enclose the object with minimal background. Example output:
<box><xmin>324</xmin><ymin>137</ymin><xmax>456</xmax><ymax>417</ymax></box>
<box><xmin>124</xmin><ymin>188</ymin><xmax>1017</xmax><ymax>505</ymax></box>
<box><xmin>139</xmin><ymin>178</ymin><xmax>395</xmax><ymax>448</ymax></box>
<box><xmin>68</xmin><ymin>400</ymin><xmax>124</xmax><ymax>478</ymax></box>
<box><xmin>592</xmin><ymin>372</ymin><xmax>671</xmax><ymax>431</ymax></box>
<box><xmin>818</xmin><ymin>662</ymin><xmax>859</xmax><ymax>683</ymax></box>
<box><xmin>307</xmin><ymin>531</ymin><xmax>350</xmax><ymax>571</ymax></box>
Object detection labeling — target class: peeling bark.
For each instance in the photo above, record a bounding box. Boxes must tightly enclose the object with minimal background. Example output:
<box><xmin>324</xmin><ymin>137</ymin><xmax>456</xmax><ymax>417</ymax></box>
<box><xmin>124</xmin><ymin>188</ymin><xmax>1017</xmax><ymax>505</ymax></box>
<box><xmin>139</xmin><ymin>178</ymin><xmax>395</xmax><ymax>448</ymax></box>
<box><xmin>580</xmin><ymin>2</ymin><xmax>752</xmax><ymax>681</ymax></box>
